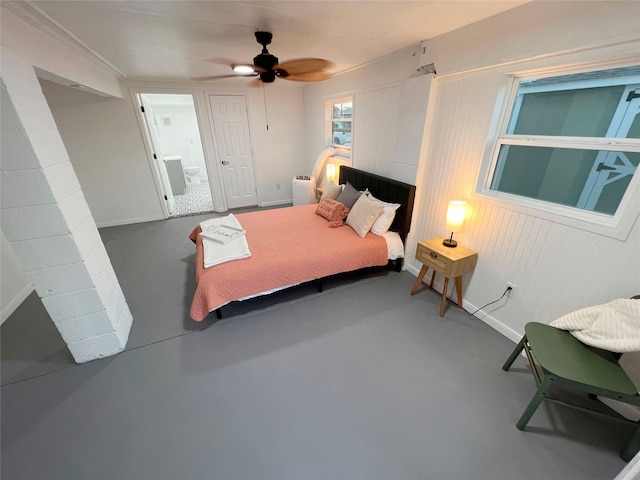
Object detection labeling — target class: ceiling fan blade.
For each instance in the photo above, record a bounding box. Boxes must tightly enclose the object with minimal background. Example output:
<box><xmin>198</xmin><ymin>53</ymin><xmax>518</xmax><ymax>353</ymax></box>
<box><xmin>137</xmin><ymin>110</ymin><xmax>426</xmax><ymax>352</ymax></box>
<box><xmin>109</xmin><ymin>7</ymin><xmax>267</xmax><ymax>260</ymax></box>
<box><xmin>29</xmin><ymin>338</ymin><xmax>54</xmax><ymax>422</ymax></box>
<box><xmin>242</xmin><ymin>64</ymin><xmax>268</xmax><ymax>74</ymax></box>
<box><xmin>283</xmin><ymin>71</ymin><xmax>331</xmax><ymax>82</ymax></box>
<box><xmin>190</xmin><ymin>74</ymin><xmax>258</xmax><ymax>81</ymax></box>
<box><xmin>274</xmin><ymin>58</ymin><xmax>333</xmax><ymax>75</ymax></box>
<box><xmin>205</xmin><ymin>57</ymin><xmax>238</xmax><ymax>66</ymax></box>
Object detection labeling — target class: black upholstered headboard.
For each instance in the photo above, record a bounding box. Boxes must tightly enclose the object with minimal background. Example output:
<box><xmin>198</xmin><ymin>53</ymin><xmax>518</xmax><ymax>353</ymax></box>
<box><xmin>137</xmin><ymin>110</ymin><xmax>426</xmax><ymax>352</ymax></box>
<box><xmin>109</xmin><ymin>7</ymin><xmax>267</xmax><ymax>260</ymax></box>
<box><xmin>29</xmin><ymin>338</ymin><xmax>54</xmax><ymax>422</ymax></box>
<box><xmin>339</xmin><ymin>166</ymin><xmax>416</xmax><ymax>242</ymax></box>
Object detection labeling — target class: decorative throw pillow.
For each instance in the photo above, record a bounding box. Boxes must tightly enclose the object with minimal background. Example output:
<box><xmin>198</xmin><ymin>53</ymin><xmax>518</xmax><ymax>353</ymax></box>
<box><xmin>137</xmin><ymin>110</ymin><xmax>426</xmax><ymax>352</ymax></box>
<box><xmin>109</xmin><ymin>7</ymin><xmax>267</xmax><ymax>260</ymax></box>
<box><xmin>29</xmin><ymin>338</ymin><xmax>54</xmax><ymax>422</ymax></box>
<box><xmin>315</xmin><ymin>198</ymin><xmax>350</xmax><ymax>227</ymax></box>
<box><xmin>346</xmin><ymin>194</ymin><xmax>384</xmax><ymax>238</ymax></box>
<box><xmin>368</xmin><ymin>194</ymin><xmax>401</xmax><ymax>236</ymax></box>
<box><xmin>335</xmin><ymin>181</ymin><xmax>362</xmax><ymax>209</ymax></box>
<box><xmin>320</xmin><ymin>181</ymin><xmax>342</xmax><ymax>201</ymax></box>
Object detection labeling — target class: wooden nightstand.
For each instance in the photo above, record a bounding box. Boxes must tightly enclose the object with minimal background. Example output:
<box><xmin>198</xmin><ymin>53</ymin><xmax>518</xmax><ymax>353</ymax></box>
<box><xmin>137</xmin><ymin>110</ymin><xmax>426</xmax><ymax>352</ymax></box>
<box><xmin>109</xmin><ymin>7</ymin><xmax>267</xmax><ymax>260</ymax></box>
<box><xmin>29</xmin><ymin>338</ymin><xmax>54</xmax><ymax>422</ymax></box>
<box><xmin>410</xmin><ymin>237</ymin><xmax>478</xmax><ymax>317</ymax></box>
<box><xmin>315</xmin><ymin>187</ymin><xmax>325</xmax><ymax>202</ymax></box>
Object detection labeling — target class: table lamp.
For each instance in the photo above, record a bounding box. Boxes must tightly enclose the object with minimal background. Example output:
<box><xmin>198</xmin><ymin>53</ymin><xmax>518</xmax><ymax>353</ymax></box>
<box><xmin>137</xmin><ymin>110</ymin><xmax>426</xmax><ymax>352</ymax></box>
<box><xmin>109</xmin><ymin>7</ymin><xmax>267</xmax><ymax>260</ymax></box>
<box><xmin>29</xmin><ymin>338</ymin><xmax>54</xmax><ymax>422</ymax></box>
<box><xmin>443</xmin><ymin>200</ymin><xmax>466</xmax><ymax>248</ymax></box>
<box><xmin>326</xmin><ymin>164</ymin><xmax>336</xmax><ymax>183</ymax></box>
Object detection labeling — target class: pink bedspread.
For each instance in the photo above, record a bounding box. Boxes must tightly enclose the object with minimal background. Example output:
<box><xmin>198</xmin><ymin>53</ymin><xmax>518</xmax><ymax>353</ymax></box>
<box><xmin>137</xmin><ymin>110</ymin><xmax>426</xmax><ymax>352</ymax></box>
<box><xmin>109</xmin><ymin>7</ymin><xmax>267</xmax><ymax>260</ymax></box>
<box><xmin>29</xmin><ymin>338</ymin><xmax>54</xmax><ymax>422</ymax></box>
<box><xmin>189</xmin><ymin>204</ymin><xmax>388</xmax><ymax>321</ymax></box>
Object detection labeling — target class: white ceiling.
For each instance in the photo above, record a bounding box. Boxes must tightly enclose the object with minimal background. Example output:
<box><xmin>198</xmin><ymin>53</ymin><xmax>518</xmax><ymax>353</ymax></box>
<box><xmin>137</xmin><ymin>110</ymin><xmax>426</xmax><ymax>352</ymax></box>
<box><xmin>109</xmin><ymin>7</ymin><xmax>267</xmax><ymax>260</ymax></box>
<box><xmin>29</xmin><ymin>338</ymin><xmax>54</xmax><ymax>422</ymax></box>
<box><xmin>6</xmin><ymin>1</ymin><xmax>530</xmax><ymax>82</ymax></box>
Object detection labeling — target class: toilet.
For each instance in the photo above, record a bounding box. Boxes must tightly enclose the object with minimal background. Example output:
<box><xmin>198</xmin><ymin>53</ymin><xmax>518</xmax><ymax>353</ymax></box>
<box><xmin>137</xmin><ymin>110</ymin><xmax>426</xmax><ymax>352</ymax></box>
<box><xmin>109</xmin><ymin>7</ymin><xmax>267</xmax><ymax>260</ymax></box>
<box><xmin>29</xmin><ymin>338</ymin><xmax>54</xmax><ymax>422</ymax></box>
<box><xmin>183</xmin><ymin>165</ymin><xmax>200</xmax><ymax>184</ymax></box>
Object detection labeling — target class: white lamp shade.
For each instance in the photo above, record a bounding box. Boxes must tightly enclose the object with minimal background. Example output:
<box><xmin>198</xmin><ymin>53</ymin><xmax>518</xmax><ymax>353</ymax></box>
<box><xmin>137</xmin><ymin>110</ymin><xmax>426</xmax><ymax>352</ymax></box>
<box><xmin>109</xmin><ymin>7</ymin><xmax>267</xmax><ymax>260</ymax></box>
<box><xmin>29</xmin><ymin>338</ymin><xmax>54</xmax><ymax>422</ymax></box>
<box><xmin>445</xmin><ymin>201</ymin><xmax>466</xmax><ymax>233</ymax></box>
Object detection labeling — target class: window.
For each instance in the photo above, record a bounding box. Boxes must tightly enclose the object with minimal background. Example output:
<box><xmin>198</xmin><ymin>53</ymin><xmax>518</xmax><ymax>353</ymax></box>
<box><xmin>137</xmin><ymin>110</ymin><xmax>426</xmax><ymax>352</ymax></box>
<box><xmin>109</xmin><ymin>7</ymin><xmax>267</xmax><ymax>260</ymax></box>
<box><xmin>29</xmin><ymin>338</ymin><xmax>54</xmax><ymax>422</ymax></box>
<box><xmin>327</xmin><ymin>97</ymin><xmax>352</xmax><ymax>148</ymax></box>
<box><xmin>480</xmin><ymin>66</ymin><xmax>640</xmax><ymax>226</ymax></box>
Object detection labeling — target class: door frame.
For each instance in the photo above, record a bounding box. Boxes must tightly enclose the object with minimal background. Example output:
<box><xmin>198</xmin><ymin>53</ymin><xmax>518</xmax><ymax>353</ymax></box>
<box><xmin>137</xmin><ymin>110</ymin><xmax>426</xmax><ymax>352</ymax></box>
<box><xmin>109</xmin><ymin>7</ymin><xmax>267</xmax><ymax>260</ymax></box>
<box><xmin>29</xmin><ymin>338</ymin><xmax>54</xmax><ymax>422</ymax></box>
<box><xmin>133</xmin><ymin>96</ymin><xmax>174</xmax><ymax>217</ymax></box>
<box><xmin>131</xmin><ymin>91</ymin><xmax>171</xmax><ymax>218</ymax></box>
<box><xmin>129</xmin><ymin>87</ymin><xmax>221</xmax><ymax>216</ymax></box>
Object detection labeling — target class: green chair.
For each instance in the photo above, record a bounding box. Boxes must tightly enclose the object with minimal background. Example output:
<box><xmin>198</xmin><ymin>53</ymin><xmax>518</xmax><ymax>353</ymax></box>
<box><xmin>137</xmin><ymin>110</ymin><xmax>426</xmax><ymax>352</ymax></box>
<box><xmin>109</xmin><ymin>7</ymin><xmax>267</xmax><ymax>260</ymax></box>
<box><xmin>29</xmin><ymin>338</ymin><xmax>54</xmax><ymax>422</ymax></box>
<box><xmin>503</xmin><ymin>321</ymin><xmax>640</xmax><ymax>461</ymax></box>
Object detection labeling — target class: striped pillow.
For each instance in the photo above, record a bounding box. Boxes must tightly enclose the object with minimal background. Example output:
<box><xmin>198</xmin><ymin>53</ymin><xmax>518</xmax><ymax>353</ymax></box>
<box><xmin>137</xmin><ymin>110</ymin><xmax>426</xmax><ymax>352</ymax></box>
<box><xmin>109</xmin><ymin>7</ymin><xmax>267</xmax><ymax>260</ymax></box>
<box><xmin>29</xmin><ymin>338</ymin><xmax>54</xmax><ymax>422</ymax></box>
<box><xmin>315</xmin><ymin>198</ymin><xmax>350</xmax><ymax>227</ymax></box>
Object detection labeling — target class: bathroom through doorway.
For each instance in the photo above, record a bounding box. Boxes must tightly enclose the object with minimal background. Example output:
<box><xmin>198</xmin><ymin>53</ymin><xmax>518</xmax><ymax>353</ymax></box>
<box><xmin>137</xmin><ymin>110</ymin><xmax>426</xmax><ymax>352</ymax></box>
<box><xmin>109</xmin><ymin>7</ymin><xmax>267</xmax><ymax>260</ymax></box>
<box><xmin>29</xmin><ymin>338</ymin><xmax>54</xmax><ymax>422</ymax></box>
<box><xmin>138</xmin><ymin>93</ymin><xmax>213</xmax><ymax>217</ymax></box>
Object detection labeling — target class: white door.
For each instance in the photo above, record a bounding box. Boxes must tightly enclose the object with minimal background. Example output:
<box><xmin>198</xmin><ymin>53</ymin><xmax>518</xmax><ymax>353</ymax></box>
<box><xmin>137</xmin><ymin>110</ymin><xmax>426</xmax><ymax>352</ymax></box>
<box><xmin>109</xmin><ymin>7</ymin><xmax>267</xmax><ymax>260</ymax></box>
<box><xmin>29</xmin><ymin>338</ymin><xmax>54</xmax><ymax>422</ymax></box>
<box><xmin>209</xmin><ymin>95</ymin><xmax>257</xmax><ymax>209</ymax></box>
<box><xmin>139</xmin><ymin>101</ymin><xmax>175</xmax><ymax>215</ymax></box>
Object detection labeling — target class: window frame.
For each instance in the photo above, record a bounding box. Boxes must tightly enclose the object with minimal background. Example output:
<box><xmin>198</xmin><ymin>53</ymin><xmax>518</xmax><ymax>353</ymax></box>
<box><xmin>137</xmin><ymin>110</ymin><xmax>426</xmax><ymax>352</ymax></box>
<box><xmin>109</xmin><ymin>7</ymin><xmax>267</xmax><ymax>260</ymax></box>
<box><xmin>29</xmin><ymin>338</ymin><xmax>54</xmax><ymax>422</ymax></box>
<box><xmin>475</xmin><ymin>66</ymin><xmax>640</xmax><ymax>240</ymax></box>
<box><xmin>325</xmin><ymin>96</ymin><xmax>353</xmax><ymax>154</ymax></box>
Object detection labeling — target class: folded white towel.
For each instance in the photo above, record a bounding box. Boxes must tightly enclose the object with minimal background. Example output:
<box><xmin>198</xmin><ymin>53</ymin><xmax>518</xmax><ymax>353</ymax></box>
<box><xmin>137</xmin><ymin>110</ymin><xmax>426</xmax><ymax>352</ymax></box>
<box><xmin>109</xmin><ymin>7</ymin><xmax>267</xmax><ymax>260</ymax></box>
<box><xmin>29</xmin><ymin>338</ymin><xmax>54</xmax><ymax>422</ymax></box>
<box><xmin>200</xmin><ymin>224</ymin><xmax>246</xmax><ymax>244</ymax></box>
<box><xmin>550</xmin><ymin>298</ymin><xmax>640</xmax><ymax>352</ymax></box>
<box><xmin>199</xmin><ymin>214</ymin><xmax>251</xmax><ymax>268</ymax></box>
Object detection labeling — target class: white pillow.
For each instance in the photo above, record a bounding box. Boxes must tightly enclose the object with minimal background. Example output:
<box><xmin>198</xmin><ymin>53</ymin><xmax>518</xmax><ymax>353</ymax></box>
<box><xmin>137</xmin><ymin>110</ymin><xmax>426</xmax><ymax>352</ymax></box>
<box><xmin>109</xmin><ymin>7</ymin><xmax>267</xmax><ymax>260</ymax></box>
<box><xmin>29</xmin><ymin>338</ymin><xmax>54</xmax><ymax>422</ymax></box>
<box><xmin>383</xmin><ymin>231</ymin><xmax>405</xmax><ymax>260</ymax></box>
<box><xmin>321</xmin><ymin>181</ymin><xmax>342</xmax><ymax>201</ymax></box>
<box><xmin>346</xmin><ymin>194</ymin><xmax>384</xmax><ymax>238</ymax></box>
<box><xmin>368</xmin><ymin>193</ymin><xmax>401</xmax><ymax>236</ymax></box>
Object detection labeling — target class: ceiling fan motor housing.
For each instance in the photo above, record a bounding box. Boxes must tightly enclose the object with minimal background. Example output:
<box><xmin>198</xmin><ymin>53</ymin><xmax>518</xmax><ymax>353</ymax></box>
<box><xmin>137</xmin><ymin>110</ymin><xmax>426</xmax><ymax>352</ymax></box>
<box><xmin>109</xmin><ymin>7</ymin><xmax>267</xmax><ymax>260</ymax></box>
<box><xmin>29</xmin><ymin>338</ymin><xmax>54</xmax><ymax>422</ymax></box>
<box><xmin>253</xmin><ymin>52</ymin><xmax>278</xmax><ymax>70</ymax></box>
<box><xmin>253</xmin><ymin>30</ymin><xmax>278</xmax><ymax>74</ymax></box>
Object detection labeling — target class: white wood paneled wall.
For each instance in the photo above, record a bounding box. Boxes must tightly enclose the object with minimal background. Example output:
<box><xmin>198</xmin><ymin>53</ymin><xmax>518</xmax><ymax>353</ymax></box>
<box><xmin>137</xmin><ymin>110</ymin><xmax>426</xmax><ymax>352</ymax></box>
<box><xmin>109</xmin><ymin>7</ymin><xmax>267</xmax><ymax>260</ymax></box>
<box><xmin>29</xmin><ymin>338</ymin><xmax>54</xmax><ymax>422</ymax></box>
<box><xmin>352</xmin><ymin>85</ymin><xmax>400</xmax><ymax>177</ymax></box>
<box><xmin>409</xmin><ymin>67</ymin><xmax>640</xmax><ymax>341</ymax></box>
<box><xmin>246</xmin><ymin>84</ymin><xmax>305</xmax><ymax>206</ymax></box>
<box><xmin>391</xmin><ymin>76</ymin><xmax>432</xmax><ymax>185</ymax></box>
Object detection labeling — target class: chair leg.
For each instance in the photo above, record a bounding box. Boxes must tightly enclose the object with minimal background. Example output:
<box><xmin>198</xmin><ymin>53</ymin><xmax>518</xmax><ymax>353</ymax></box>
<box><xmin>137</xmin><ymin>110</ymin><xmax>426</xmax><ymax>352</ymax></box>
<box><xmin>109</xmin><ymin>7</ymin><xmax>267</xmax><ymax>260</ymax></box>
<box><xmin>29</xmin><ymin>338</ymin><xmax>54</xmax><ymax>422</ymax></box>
<box><xmin>502</xmin><ymin>335</ymin><xmax>527</xmax><ymax>371</ymax></box>
<box><xmin>622</xmin><ymin>426</ymin><xmax>640</xmax><ymax>462</ymax></box>
<box><xmin>516</xmin><ymin>376</ymin><xmax>553</xmax><ymax>430</ymax></box>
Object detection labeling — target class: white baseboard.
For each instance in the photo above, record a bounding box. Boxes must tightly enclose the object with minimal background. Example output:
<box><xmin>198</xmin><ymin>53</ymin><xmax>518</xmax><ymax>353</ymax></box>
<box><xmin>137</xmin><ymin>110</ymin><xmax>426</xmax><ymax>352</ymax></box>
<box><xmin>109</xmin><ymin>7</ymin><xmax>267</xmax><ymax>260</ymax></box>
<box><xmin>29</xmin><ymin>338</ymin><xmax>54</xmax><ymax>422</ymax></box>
<box><xmin>463</xmin><ymin>300</ymin><xmax>522</xmax><ymax>343</ymax></box>
<box><xmin>614</xmin><ymin>447</ymin><xmax>640</xmax><ymax>479</ymax></box>
<box><xmin>1</xmin><ymin>283</ymin><xmax>34</xmax><ymax>325</ymax></box>
<box><xmin>405</xmin><ymin>264</ymin><xmax>521</xmax><ymax>344</ymax></box>
<box><xmin>96</xmin><ymin>214</ymin><xmax>165</xmax><ymax>228</ymax></box>
<box><xmin>259</xmin><ymin>199</ymin><xmax>292</xmax><ymax>207</ymax></box>
<box><xmin>404</xmin><ymin>263</ymin><xmax>420</xmax><ymax>276</ymax></box>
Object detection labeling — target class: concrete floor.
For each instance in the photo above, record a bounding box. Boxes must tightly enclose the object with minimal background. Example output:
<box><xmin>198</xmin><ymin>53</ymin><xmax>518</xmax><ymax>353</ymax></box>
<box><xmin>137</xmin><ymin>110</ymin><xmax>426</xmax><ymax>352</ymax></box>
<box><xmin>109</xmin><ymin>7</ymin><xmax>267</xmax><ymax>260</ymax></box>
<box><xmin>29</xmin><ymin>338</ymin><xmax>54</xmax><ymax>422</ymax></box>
<box><xmin>1</xmin><ymin>213</ymin><xmax>631</xmax><ymax>479</ymax></box>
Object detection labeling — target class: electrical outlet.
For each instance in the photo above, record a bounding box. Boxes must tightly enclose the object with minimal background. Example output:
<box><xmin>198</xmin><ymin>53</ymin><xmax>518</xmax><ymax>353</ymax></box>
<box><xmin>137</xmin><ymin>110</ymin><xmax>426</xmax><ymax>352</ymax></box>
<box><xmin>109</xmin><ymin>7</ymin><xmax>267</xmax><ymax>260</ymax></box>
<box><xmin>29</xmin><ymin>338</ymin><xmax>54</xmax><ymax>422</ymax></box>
<box><xmin>276</xmin><ymin>183</ymin><xmax>281</xmax><ymax>190</ymax></box>
<box><xmin>507</xmin><ymin>282</ymin><xmax>517</xmax><ymax>297</ymax></box>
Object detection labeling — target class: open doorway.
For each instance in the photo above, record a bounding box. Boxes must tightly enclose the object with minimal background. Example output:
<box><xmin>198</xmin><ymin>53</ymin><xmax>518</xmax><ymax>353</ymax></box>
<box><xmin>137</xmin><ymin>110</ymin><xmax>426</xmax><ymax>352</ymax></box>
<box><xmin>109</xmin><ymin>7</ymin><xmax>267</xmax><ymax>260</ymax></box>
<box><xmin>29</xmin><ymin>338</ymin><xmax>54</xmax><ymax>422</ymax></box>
<box><xmin>138</xmin><ymin>93</ymin><xmax>213</xmax><ymax>217</ymax></box>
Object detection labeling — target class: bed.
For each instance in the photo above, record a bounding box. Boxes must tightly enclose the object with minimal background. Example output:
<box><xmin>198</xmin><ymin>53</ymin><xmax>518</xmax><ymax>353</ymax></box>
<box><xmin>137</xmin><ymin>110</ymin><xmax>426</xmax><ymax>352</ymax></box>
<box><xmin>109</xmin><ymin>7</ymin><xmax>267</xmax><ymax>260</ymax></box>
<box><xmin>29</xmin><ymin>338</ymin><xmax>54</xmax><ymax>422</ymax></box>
<box><xmin>189</xmin><ymin>166</ymin><xmax>416</xmax><ymax>321</ymax></box>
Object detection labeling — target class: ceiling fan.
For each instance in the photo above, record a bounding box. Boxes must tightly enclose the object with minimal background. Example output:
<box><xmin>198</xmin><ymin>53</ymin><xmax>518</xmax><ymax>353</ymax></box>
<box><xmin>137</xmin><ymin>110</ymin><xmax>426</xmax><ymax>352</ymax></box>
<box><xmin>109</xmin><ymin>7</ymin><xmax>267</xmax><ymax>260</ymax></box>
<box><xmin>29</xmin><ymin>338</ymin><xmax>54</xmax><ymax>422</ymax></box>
<box><xmin>194</xmin><ymin>31</ymin><xmax>333</xmax><ymax>83</ymax></box>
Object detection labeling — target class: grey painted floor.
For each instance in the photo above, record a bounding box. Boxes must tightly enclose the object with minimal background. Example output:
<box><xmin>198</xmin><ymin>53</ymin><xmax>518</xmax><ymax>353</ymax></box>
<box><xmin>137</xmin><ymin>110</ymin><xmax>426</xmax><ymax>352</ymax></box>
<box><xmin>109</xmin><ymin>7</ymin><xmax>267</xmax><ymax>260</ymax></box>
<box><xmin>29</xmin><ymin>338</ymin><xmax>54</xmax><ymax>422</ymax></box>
<box><xmin>1</xmin><ymin>213</ymin><xmax>631</xmax><ymax>480</ymax></box>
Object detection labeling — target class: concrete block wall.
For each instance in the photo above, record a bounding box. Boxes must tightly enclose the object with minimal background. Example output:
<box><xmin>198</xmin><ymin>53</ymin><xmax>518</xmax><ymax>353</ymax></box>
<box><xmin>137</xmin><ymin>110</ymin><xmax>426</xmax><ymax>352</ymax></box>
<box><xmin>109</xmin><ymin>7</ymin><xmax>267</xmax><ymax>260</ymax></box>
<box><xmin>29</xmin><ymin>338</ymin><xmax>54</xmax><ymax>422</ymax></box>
<box><xmin>1</xmin><ymin>47</ymin><xmax>133</xmax><ymax>363</ymax></box>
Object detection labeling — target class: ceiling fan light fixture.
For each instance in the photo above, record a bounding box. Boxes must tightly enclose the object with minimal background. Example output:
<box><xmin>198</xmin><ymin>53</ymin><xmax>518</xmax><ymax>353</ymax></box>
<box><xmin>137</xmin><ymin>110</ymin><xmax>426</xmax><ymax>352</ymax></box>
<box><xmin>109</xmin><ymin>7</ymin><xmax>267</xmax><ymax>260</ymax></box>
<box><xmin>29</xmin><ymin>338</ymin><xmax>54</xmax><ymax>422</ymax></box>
<box><xmin>233</xmin><ymin>64</ymin><xmax>255</xmax><ymax>74</ymax></box>
<box><xmin>260</xmin><ymin>71</ymin><xmax>276</xmax><ymax>83</ymax></box>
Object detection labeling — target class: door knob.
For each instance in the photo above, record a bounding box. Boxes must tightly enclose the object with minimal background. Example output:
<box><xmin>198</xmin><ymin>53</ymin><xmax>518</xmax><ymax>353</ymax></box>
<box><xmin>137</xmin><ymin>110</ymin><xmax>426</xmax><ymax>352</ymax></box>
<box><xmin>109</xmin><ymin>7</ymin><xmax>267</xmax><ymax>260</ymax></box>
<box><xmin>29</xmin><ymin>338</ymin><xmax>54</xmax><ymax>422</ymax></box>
<box><xmin>221</xmin><ymin>160</ymin><xmax>230</xmax><ymax>165</ymax></box>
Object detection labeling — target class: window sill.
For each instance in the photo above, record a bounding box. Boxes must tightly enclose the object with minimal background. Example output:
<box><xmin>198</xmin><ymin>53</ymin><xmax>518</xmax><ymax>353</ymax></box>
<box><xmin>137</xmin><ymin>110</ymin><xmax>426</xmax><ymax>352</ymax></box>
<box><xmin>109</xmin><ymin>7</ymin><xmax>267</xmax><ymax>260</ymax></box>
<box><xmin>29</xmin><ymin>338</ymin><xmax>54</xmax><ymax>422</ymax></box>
<box><xmin>330</xmin><ymin>144</ymin><xmax>352</xmax><ymax>159</ymax></box>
